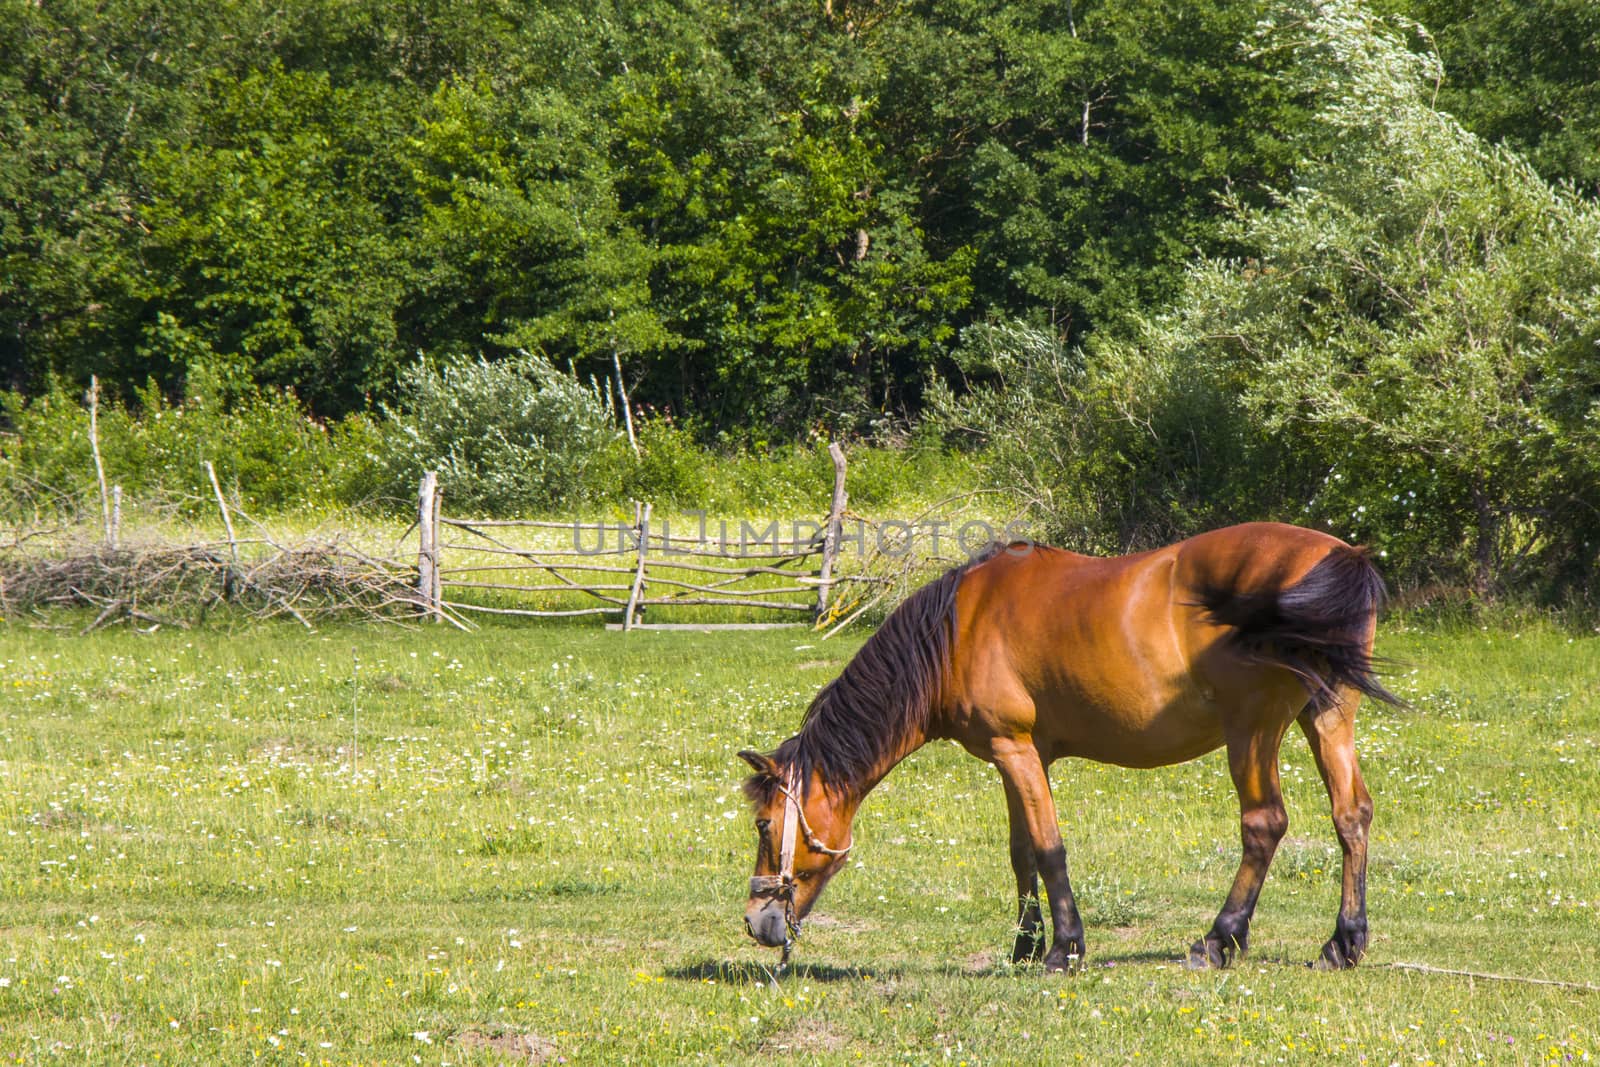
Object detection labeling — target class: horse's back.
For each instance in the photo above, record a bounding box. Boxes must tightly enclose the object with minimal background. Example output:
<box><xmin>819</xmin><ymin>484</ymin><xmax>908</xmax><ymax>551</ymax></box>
<box><xmin>944</xmin><ymin>524</ymin><xmax>1357</xmax><ymax>767</ymax></box>
<box><xmin>1171</xmin><ymin>522</ymin><xmax>1348</xmax><ymax>600</ymax></box>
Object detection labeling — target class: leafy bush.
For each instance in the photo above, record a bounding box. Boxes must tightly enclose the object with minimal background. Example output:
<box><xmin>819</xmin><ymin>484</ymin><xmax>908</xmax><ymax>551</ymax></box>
<box><xmin>0</xmin><ymin>375</ymin><xmax>350</xmax><ymax>517</ymax></box>
<box><xmin>638</xmin><ymin>436</ymin><xmax>977</xmax><ymax>517</ymax></box>
<box><xmin>927</xmin><ymin>320</ymin><xmax>1258</xmax><ymax>553</ymax></box>
<box><xmin>1</xmin><ymin>365</ymin><xmax>977</xmax><ymax>526</ymax></box>
<box><xmin>374</xmin><ymin>352</ymin><xmax>622</xmax><ymax>515</ymax></box>
<box><xmin>706</xmin><ymin>445</ymin><xmax>835</xmax><ymax>514</ymax></box>
<box><xmin>603</xmin><ymin>419</ymin><xmax>975</xmax><ymax>515</ymax></box>
<box><xmin>616</xmin><ymin>418</ymin><xmax>713</xmax><ymax>509</ymax></box>
<box><xmin>1173</xmin><ymin>0</ymin><xmax>1600</xmax><ymax>595</ymax></box>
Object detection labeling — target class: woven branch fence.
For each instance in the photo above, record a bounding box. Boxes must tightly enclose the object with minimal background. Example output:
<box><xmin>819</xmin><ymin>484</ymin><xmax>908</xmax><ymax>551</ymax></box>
<box><xmin>4</xmin><ymin>424</ymin><xmax>1005</xmax><ymax>634</ymax></box>
<box><xmin>415</xmin><ymin>443</ymin><xmax>867</xmax><ymax>631</ymax></box>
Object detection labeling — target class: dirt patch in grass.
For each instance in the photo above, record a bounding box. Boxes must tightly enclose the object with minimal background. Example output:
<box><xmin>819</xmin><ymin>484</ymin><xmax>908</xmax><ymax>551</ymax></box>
<box><xmin>250</xmin><ymin>737</ymin><xmax>342</xmax><ymax>764</ymax></box>
<box><xmin>284</xmin><ymin>806</ymin><xmax>357</xmax><ymax>831</ymax></box>
<box><xmin>474</xmin><ymin>773</ymin><xmax>533</xmax><ymax>797</ymax></box>
<box><xmin>802</xmin><ymin>912</ymin><xmax>873</xmax><ymax>932</ymax></box>
<box><xmin>29</xmin><ymin>805</ymin><xmax>93</xmax><ymax>831</ymax></box>
<box><xmin>757</xmin><ymin>1021</ymin><xmax>852</xmax><ymax>1056</ymax></box>
<box><xmin>372</xmin><ymin>673</ymin><xmax>412</xmax><ymax>693</ymax></box>
<box><xmin>451</xmin><ymin>1029</ymin><xmax>558</xmax><ymax>1062</ymax></box>
<box><xmin>965</xmin><ymin>950</ymin><xmax>1001</xmax><ymax>973</ymax></box>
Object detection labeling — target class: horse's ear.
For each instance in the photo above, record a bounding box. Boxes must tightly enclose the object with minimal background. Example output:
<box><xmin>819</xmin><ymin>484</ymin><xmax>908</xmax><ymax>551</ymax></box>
<box><xmin>737</xmin><ymin>749</ymin><xmax>779</xmax><ymax>779</ymax></box>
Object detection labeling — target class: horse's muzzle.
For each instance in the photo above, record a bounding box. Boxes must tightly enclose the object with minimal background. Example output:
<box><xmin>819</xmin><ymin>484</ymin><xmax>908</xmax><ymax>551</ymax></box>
<box><xmin>744</xmin><ymin>903</ymin><xmax>791</xmax><ymax>948</ymax></box>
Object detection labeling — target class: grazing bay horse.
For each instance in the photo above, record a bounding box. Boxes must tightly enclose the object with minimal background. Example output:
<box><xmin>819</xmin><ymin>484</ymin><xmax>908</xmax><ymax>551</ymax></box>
<box><xmin>740</xmin><ymin>522</ymin><xmax>1399</xmax><ymax>972</ymax></box>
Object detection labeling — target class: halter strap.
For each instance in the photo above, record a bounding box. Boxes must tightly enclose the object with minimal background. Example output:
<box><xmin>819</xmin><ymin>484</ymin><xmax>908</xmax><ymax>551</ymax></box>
<box><xmin>779</xmin><ymin>776</ymin><xmax>800</xmax><ymax>881</ymax></box>
<box><xmin>776</xmin><ymin>775</ymin><xmax>853</xmax><ymax>861</ymax></box>
<box><xmin>748</xmin><ymin>773</ymin><xmax>853</xmax><ymax>900</ymax></box>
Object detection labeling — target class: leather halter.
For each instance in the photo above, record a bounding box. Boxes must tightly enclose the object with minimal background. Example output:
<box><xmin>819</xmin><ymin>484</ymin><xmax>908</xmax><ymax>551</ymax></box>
<box><xmin>748</xmin><ymin>773</ymin><xmax>852</xmax><ymax>954</ymax></box>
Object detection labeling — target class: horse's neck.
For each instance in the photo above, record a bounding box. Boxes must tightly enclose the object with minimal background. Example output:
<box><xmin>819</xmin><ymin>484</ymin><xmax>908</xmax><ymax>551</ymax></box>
<box><xmin>846</xmin><ymin>724</ymin><xmax>931</xmax><ymax>808</ymax></box>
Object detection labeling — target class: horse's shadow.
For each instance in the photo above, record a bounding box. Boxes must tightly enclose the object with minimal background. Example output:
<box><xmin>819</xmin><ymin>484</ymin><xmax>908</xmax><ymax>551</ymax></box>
<box><xmin>670</xmin><ymin>949</ymin><xmax>1318</xmax><ymax>984</ymax></box>
<box><xmin>1059</xmin><ymin>950</ymin><xmax>1320</xmax><ymax>972</ymax></box>
<box><xmin>953</xmin><ymin>948</ymin><xmax>1180</xmax><ymax>977</ymax></box>
<box><xmin>666</xmin><ymin>959</ymin><xmax>892</xmax><ymax>984</ymax></box>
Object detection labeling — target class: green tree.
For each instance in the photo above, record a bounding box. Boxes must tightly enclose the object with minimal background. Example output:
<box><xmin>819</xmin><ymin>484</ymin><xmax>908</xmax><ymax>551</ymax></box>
<box><xmin>610</xmin><ymin>23</ymin><xmax>976</xmax><ymax>434</ymax></box>
<box><xmin>137</xmin><ymin>66</ymin><xmax>415</xmax><ymax>412</ymax></box>
<box><xmin>0</xmin><ymin>0</ymin><xmax>546</xmax><ymax>409</ymax></box>
<box><xmin>870</xmin><ymin>0</ymin><xmax>1310</xmax><ymax>343</ymax></box>
<box><xmin>1096</xmin><ymin>0</ymin><xmax>1600</xmax><ymax>594</ymax></box>
<box><xmin>18</xmin><ymin>0</ymin><xmax>1592</xmax><ymax>467</ymax></box>
<box><xmin>1380</xmin><ymin>0</ymin><xmax>1600</xmax><ymax>192</ymax></box>
<box><xmin>0</xmin><ymin>0</ymin><xmax>211</xmax><ymax>394</ymax></box>
<box><xmin>403</xmin><ymin>76</ymin><xmax>671</xmax><ymax>381</ymax></box>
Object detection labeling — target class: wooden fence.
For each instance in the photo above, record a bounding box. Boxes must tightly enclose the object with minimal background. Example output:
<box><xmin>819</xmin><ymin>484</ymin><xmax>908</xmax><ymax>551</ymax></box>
<box><xmin>1</xmin><ymin>433</ymin><xmax>1005</xmax><ymax>633</ymax></box>
<box><xmin>3</xmin><ymin>395</ymin><xmax>996</xmax><ymax>632</ymax></box>
<box><xmin>413</xmin><ymin>444</ymin><xmax>857</xmax><ymax>630</ymax></box>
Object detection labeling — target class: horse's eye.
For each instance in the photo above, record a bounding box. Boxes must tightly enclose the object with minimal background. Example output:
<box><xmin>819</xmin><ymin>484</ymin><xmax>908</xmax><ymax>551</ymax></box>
<box><xmin>755</xmin><ymin>819</ymin><xmax>771</xmax><ymax>833</ymax></box>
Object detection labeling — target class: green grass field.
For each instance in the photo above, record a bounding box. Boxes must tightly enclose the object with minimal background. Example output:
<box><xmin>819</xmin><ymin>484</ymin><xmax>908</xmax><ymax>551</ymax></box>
<box><xmin>0</xmin><ymin>616</ymin><xmax>1596</xmax><ymax>1064</ymax></box>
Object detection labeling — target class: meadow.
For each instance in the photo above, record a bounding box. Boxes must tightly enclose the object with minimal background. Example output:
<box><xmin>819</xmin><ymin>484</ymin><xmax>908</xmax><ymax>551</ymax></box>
<box><xmin>0</xmin><ymin>615</ymin><xmax>1596</xmax><ymax>1065</ymax></box>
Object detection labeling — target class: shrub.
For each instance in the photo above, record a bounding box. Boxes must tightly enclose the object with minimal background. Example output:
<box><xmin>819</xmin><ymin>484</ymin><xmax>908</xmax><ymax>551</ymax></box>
<box><xmin>610</xmin><ymin>424</ymin><xmax>977</xmax><ymax>516</ymax></box>
<box><xmin>374</xmin><ymin>352</ymin><xmax>622</xmax><ymax>515</ymax></box>
<box><xmin>0</xmin><ymin>376</ymin><xmax>348</xmax><ymax>518</ymax></box>
<box><xmin>926</xmin><ymin>320</ymin><xmax>1239</xmax><ymax>554</ymax></box>
<box><xmin>616</xmin><ymin>418</ymin><xmax>713</xmax><ymax>509</ymax></box>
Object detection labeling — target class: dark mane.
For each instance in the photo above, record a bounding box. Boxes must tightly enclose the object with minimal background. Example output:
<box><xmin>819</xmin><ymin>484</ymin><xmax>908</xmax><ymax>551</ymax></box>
<box><xmin>744</xmin><ymin>544</ymin><xmax>1009</xmax><ymax>805</ymax></box>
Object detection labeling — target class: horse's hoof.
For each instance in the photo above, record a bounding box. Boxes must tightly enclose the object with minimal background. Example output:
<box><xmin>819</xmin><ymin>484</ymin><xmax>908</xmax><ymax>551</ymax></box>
<box><xmin>1012</xmin><ymin>943</ymin><xmax>1045</xmax><ymax>965</ymax></box>
<box><xmin>1042</xmin><ymin>942</ymin><xmax>1085</xmax><ymax>974</ymax></box>
<box><xmin>1315</xmin><ymin>917</ymin><xmax>1367</xmax><ymax>970</ymax></box>
<box><xmin>1011</xmin><ymin>930</ymin><xmax>1046</xmax><ymax>964</ymax></box>
<box><xmin>1187</xmin><ymin>937</ymin><xmax>1231</xmax><ymax>970</ymax></box>
<box><xmin>1314</xmin><ymin>938</ymin><xmax>1360</xmax><ymax>971</ymax></box>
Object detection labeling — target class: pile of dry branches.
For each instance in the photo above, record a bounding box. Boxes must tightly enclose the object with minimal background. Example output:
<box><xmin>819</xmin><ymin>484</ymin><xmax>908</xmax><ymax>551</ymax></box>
<box><xmin>0</xmin><ymin>532</ymin><xmax>427</xmax><ymax>632</ymax></box>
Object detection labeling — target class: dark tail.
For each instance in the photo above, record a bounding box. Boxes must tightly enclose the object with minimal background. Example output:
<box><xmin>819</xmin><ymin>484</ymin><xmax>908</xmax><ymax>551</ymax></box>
<box><xmin>1199</xmin><ymin>545</ymin><xmax>1402</xmax><ymax>711</ymax></box>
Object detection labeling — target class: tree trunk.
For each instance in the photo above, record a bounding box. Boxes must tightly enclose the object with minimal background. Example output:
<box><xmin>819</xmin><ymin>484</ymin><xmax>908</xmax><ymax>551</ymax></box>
<box><xmin>1471</xmin><ymin>478</ymin><xmax>1496</xmax><ymax>599</ymax></box>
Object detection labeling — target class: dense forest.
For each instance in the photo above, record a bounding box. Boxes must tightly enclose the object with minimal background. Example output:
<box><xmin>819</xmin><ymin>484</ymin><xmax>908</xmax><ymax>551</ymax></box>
<box><xmin>2</xmin><ymin>0</ymin><xmax>1598</xmax><ymax>601</ymax></box>
<box><xmin>4</xmin><ymin>0</ymin><xmax>1596</xmax><ymax>426</ymax></box>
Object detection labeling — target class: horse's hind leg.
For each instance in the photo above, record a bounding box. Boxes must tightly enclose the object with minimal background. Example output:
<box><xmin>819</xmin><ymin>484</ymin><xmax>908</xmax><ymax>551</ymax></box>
<box><xmin>991</xmin><ymin>738</ymin><xmax>1085</xmax><ymax>973</ymax></box>
<box><xmin>1191</xmin><ymin>720</ymin><xmax>1291</xmax><ymax>969</ymax></box>
<box><xmin>1298</xmin><ymin>692</ymin><xmax>1373</xmax><ymax>969</ymax></box>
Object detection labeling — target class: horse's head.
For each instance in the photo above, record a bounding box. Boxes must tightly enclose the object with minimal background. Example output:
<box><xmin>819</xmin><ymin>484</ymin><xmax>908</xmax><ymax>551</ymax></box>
<box><xmin>737</xmin><ymin>749</ymin><xmax>855</xmax><ymax>950</ymax></box>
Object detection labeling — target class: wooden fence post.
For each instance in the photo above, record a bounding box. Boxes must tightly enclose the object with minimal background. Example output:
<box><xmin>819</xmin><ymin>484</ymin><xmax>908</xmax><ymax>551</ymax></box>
<box><xmin>204</xmin><ymin>460</ymin><xmax>239</xmax><ymax>600</ymax></box>
<box><xmin>816</xmin><ymin>442</ymin><xmax>848</xmax><ymax>619</ymax></box>
<box><xmin>111</xmin><ymin>485</ymin><xmax>122</xmax><ymax>550</ymax></box>
<box><xmin>624</xmin><ymin>501</ymin><xmax>652</xmax><ymax>630</ymax></box>
<box><xmin>431</xmin><ymin>480</ymin><xmax>444</xmax><ymax>615</ymax></box>
<box><xmin>86</xmin><ymin>376</ymin><xmax>112</xmax><ymax>547</ymax></box>
<box><xmin>417</xmin><ymin>471</ymin><xmax>442</xmax><ymax>622</ymax></box>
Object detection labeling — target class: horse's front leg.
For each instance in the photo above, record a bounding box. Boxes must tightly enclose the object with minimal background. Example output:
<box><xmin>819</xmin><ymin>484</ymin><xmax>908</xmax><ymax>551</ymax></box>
<box><xmin>992</xmin><ymin>738</ymin><xmax>1084</xmax><ymax>973</ymax></box>
<box><xmin>1003</xmin><ymin>781</ymin><xmax>1046</xmax><ymax>963</ymax></box>
<box><xmin>1191</xmin><ymin>721</ymin><xmax>1290</xmax><ymax>969</ymax></box>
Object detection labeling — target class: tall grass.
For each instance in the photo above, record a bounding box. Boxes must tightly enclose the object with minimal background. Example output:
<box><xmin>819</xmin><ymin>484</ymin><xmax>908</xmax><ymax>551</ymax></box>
<box><xmin>2</xmin><ymin>380</ymin><xmax>980</xmax><ymax>525</ymax></box>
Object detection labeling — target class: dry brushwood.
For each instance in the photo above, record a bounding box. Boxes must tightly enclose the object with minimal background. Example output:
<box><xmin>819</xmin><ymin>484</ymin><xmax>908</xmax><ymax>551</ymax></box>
<box><xmin>0</xmin><ymin>532</ymin><xmax>446</xmax><ymax>631</ymax></box>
